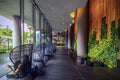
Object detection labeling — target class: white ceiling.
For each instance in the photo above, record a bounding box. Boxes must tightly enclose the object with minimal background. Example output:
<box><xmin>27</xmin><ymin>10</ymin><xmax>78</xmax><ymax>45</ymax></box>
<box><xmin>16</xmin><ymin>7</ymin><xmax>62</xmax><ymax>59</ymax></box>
<box><xmin>34</xmin><ymin>0</ymin><xmax>88</xmax><ymax>32</ymax></box>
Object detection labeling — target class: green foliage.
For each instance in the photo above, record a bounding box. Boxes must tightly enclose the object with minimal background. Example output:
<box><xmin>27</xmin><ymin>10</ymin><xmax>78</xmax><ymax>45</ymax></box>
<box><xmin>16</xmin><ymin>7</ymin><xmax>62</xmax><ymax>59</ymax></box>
<box><xmin>117</xmin><ymin>19</ymin><xmax>120</xmax><ymax>39</ymax></box>
<box><xmin>88</xmin><ymin>18</ymin><xmax>119</xmax><ymax>68</ymax></box>
<box><xmin>0</xmin><ymin>25</ymin><xmax>12</xmax><ymax>36</ymax></box>
<box><xmin>24</xmin><ymin>30</ymin><xmax>33</xmax><ymax>44</ymax></box>
<box><xmin>101</xmin><ymin>17</ymin><xmax>107</xmax><ymax>39</ymax></box>
<box><xmin>91</xmin><ymin>39</ymin><xmax>117</xmax><ymax>68</ymax></box>
<box><xmin>88</xmin><ymin>39</ymin><xmax>111</xmax><ymax>59</ymax></box>
<box><xmin>88</xmin><ymin>31</ymin><xmax>98</xmax><ymax>52</ymax></box>
<box><xmin>73</xmin><ymin>40</ymin><xmax>77</xmax><ymax>52</ymax></box>
<box><xmin>0</xmin><ymin>25</ymin><xmax>12</xmax><ymax>52</ymax></box>
<box><xmin>73</xmin><ymin>40</ymin><xmax>77</xmax><ymax>59</ymax></box>
<box><xmin>24</xmin><ymin>31</ymin><xmax>29</xmax><ymax>43</ymax></box>
<box><xmin>111</xmin><ymin>21</ymin><xmax>118</xmax><ymax>40</ymax></box>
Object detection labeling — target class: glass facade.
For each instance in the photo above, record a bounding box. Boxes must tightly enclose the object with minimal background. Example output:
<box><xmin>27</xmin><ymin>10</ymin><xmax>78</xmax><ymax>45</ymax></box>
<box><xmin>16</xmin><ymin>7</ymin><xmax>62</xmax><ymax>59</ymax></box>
<box><xmin>0</xmin><ymin>0</ymin><xmax>20</xmax><ymax>65</ymax></box>
<box><xmin>35</xmin><ymin>9</ymin><xmax>40</xmax><ymax>46</ymax></box>
<box><xmin>24</xmin><ymin>0</ymin><xmax>33</xmax><ymax>44</ymax></box>
<box><xmin>23</xmin><ymin>0</ymin><xmax>52</xmax><ymax>47</ymax></box>
<box><xmin>0</xmin><ymin>0</ymin><xmax>52</xmax><ymax>65</ymax></box>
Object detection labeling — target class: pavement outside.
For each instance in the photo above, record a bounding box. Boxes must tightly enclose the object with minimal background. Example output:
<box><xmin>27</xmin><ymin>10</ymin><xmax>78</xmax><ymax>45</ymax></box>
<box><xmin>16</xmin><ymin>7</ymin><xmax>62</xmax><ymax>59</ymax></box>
<box><xmin>0</xmin><ymin>62</ymin><xmax>12</xmax><ymax>78</ymax></box>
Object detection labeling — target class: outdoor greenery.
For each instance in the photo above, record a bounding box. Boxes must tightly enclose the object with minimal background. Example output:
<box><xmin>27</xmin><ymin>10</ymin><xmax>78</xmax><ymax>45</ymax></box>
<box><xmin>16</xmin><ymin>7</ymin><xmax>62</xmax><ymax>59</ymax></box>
<box><xmin>73</xmin><ymin>40</ymin><xmax>77</xmax><ymax>52</ymax></box>
<box><xmin>0</xmin><ymin>25</ymin><xmax>12</xmax><ymax>52</ymax></box>
<box><xmin>88</xmin><ymin>18</ymin><xmax>119</xmax><ymax>68</ymax></box>
<box><xmin>24</xmin><ymin>27</ymin><xmax>33</xmax><ymax>44</ymax></box>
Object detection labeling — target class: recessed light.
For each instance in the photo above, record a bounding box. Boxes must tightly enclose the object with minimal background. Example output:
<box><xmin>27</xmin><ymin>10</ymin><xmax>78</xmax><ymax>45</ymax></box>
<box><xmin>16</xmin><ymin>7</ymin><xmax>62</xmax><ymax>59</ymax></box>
<box><xmin>51</xmin><ymin>7</ymin><xmax>55</xmax><ymax>10</ymax></box>
<box><xmin>65</xmin><ymin>29</ymin><xmax>67</xmax><ymax>31</ymax></box>
<box><xmin>72</xmin><ymin>20</ymin><xmax>74</xmax><ymax>23</ymax></box>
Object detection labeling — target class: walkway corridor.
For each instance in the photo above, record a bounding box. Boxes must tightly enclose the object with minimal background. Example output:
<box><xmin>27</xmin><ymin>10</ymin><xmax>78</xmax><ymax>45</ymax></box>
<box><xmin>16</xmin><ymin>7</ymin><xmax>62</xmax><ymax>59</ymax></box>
<box><xmin>35</xmin><ymin>49</ymin><xmax>84</xmax><ymax>80</ymax></box>
<box><xmin>36</xmin><ymin>49</ymin><xmax>120</xmax><ymax>80</ymax></box>
<box><xmin>1</xmin><ymin>49</ymin><xmax>120</xmax><ymax>80</ymax></box>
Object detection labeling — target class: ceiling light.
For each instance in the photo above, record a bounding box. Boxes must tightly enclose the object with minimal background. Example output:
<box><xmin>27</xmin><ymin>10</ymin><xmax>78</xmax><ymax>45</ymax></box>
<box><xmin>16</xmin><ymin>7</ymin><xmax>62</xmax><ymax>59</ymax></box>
<box><xmin>65</xmin><ymin>29</ymin><xmax>67</xmax><ymax>31</ymax></box>
<box><xmin>62</xmin><ymin>22</ymin><xmax>65</xmax><ymax>25</ymax></box>
<box><xmin>72</xmin><ymin>20</ymin><xmax>74</xmax><ymax>23</ymax></box>
<box><xmin>51</xmin><ymin>7</ymin><xmax>55</xmax><ymax>10</ymax></box>
<box><xmin>70</xmin><ymin>12</ymin><xmax>75</xmax><ymax>18</ymax></box>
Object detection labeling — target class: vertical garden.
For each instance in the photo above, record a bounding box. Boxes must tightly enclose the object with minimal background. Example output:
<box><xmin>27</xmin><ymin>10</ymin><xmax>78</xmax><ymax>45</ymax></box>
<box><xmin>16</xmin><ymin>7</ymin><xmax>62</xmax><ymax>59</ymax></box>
<box><xmin>88</xmin><ymin>18</ymin><xmax>120</xmax><ymax>68</ymax></box>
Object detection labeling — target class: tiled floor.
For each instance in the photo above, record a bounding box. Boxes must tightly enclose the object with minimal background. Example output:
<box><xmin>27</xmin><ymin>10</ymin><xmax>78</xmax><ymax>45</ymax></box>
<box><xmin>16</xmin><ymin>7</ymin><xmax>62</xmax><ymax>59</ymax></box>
<box><xmin>35</xmin><ymin>49</ymin><xmax>84</xmax><ymax>80</ymax></box>
<box><xmin>78</xmin><ymin>66</ymin><xmax>120</xmax><ymax>80</ymax></box>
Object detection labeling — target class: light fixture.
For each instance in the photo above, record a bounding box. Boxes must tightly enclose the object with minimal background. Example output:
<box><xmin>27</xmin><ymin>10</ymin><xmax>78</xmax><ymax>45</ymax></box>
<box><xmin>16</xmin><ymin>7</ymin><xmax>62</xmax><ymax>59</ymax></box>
<box><xmin>70</xmin><ymin>12</ymin><xmax>75</xmax><ymax>18</ymax></box>
<box><xmin>72</xmin><ymin>19</ymin><xmax>74</xmax><ymax>23</ymax></box>
<box><xmin>65</xmin><ymin>29</ymin><xmax>67</xmax><ymax>31</ymax></box>
<box><xmin>51</xmin><ymin>7</ymin><xmax>55</xmax><ymax>10</ymax></box>
<box><xmin>62</xmin><ymin>22</ymin><xmax>65</xmax><ymax>25</ymax></box>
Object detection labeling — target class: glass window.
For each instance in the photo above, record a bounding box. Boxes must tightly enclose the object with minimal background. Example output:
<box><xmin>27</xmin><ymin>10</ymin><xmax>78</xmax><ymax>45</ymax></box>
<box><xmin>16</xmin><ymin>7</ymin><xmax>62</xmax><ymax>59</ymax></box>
<box><xmin>35</xmin><ymin>9</ymin><xmax>39</xmax><ymax>30</ymax></box>
<box><xmin>24</xmin><ymin>0</ymin><xmax>33</xmax><ymax>44</ymax></box>
<box><xmin>35</xmin><ymin>9</ymin><xmax>40</xmax><ymax>46</ymax></box>
<box><xmin>40</xmin><ymin>15</ymin><xmax>44</xmax><ymax>31</ymax></box>
<box><xmin>0</xmin><ymin>0</ymin><xmax>20</xmax><ymax>66</ymax></box>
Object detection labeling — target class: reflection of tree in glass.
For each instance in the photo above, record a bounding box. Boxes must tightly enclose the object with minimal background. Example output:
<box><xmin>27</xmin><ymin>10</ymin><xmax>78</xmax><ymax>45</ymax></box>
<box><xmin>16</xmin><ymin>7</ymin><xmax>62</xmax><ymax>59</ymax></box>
<box><xmin>24</xmin><ymin>30</ymin><xmax>33</xmax><ymax>44</ymax></box>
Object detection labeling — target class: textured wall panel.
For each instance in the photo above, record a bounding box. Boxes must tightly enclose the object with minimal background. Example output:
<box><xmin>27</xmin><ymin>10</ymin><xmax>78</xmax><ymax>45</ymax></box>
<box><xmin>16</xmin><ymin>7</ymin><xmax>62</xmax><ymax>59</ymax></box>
<box><xmin>89</xmin><ymin>0</ymin><xmax>120</xmax><ymax>40</ymax></box>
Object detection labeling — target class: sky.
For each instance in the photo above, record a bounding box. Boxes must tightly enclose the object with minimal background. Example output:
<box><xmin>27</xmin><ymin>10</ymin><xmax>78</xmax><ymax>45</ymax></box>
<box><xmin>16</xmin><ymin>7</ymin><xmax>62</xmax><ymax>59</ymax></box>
<box><xmin>0</xmin><ymin>15</ymin><xmax>13</xmax><ymax>31</ymax></box>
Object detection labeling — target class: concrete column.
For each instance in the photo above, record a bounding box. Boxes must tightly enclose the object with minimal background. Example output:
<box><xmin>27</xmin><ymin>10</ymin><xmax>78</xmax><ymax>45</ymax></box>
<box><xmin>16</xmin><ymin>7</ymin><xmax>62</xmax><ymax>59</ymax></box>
<box><xmin>13</xmin><ymin>15</ymin><xmax>21</xmax><ymax>48</ymax></box>
<box><xmin>50</xmin><ymin>29</ymin><xmax>52</xmax><ymax>43</ymax></box>
<box><xmin>76</xmin><ymin>7</ymin><xmax>89</xmax><ymax>63</ymax></box>
<box><xmin>65</xmin><ymin>29</ymin><xmax>68</xmax><ymax>49</ymax></box>
<box><xmin>67</xmin><ymin>28</ymin><xmax>71</xmax><ymax>49</ymax></box>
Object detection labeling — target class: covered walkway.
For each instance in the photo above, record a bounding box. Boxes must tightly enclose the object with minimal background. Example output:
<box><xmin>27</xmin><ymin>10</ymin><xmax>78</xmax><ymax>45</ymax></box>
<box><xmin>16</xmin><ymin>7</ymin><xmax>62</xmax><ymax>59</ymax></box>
<box><xmin>35</xmin><ymin>49</ymin><xmax>120</xmax><ymax>80</ymax></box>
<box><xmin>35</xmin><ymin>49</ymin><xmax>83</xmax><ymax>80</ymax></box>
<box><xmin>0</xmin><ymin>49</ymin><xmax>84</xmax><ymax>80</ymax></box>
<box><xmin>1</xmin><ymin>49</ymin><xmax>120</xmax><ymax>80</ymax></box>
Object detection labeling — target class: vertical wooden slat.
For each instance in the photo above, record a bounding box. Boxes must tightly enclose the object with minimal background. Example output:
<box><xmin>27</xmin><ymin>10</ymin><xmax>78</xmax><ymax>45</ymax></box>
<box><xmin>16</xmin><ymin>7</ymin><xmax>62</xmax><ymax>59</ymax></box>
<box><xmin>89</xmin><ymin>0</ymin><xmax>120</xmax><ymax>40</ymax></box>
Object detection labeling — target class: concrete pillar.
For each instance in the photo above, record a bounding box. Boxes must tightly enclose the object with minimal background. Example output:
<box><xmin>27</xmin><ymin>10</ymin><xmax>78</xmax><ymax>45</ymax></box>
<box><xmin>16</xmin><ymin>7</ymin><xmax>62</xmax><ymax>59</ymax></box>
<box><xmin>67</xmin><ymin>28</ymin><xmax>71</xmax><ymax>49</ymax></box>
<box><xmin>13</xmin><ymin>15</ymin><xmax>21</xmax><ymax>48</ymax></box>
<box><xmin>76</xmin><ymin>7</ymin><xmax>89</xmax><ymax>63</ymax></box>
<box><xmin>65</xmin><ymin>29</ymin><xmax>68</xmax><ymax>49</ymax></box>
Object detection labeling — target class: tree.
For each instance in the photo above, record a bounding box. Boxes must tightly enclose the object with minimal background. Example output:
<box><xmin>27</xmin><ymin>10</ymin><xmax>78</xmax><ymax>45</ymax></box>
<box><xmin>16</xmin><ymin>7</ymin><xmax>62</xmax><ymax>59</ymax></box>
<box><xmin>0</xmin><ymin>25</ymin><xmax>12</xmax><ymax>52</ymax></box>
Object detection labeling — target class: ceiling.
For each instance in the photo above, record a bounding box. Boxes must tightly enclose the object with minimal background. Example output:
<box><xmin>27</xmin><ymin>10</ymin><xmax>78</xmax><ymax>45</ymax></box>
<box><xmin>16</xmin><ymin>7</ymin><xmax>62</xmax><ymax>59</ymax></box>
<box><xmin>0</xmin><ymin>0</ymin><xmax>20</xmax><ymax>19</ymax></box>
<box><xmin>34</xmin><ymin>0</ymin><xmax>88</xmax><ymax>32</ymax></box>
<box><xmin>0</xmin><ymin>0</ymin><xmax>88</xmax><ymax>32</ymax></box>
